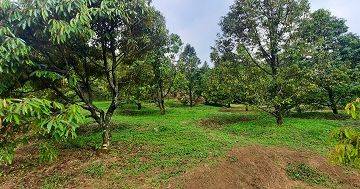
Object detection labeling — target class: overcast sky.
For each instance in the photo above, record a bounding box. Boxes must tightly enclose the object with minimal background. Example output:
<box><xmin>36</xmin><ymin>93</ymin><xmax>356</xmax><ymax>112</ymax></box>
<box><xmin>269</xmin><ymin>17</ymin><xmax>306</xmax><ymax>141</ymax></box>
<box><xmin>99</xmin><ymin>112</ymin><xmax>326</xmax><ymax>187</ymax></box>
<box><xmin>152</xmin><ymin>0</ymin><xmax>360</xmax><ymax>63</ymax></box>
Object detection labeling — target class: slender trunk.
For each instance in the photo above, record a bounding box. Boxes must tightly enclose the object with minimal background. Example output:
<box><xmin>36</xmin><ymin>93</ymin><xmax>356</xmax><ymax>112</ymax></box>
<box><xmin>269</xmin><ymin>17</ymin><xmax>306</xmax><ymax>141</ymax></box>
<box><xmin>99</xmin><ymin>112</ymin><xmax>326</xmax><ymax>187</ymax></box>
<box><xmin>327</xmin><ymin>88</ymin><xmax>338</xmax><ymax>115</ymax></box>
<box><xmin>159</xmin><ymin>99</ymin><xmax>165</xmax><ymax>115</ymax></box>
<box><xmin>136</xmin><ymin>102</ymin><xmax>142</xmax><ymax>110</ymax></box>
<box><xmin>296</xmin><ymin>106</ymin><xmax>302</xmax><ymax>114</ymax></box>
<box><xmin>101</xmin><ymin>104</ymin><xmax>117</xmax><ymax>150</ymax></box>
<box><xmin>158</xmin><ymin>76</ymin><xmax>166</xmax><ymax>115</ymax></box>
<box><xmin>189</xmin><ymin>86</ymin><xmax>193</xmax><ymax>107</ymax></box>
<box><xmin>245</xmin><ymin>104</ymin><xmax>249</xmax><ymax>111</ymax></box>
<box><xmin>100</xmin><ymin>32</ymin><xmax>119</xmax><ymax>150</ymax></box>
<box><xmin>331</xmin><ymin>104</ymin><xmax>338</xmax><ymax>115</ymax></box>
<box><xmin>276</xmin><ymin>114</ymin><xmax>284</xmax><ymax>125</ymax></box>
<box><xmin>101</xmin><ymin>122</ymin><xmax>111</xmax><ymax>150</ymax></box>
<box><xmin>275</xmin><ymin>106</ymin><xmax>284</xmax><ymax>126</ymax></box>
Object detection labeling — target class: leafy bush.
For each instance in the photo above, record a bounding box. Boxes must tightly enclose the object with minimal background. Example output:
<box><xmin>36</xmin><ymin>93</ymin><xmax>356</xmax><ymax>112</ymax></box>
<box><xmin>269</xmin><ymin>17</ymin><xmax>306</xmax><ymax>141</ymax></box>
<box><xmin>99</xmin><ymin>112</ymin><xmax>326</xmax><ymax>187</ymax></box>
<box><xmin>0</xmin><ymin>98</ymin><xmax>85</xmax><ymax>165</ymax></box>
<box><xmin>39</xmin><ymin>142</ymin><xmax>59</xmax><ymax>164</ymax></box>
<box><xmin>345</xmin><ymin>98</ymin><xmax>360</xmax><ymax>119</ymax></box>
<box><xmin>0</xmin><ymin>144</ymin><xmax>15</xmax><ymax>165</ymax></box>
<box><xmin>330</xmin><ymin>128</ymin><xmax>360</xmax><ymax>168</ymax></box>
<box><xmin>330</xmin><ymin>98</ymin><xmax>360</xmax><ymax>168</ymax></box>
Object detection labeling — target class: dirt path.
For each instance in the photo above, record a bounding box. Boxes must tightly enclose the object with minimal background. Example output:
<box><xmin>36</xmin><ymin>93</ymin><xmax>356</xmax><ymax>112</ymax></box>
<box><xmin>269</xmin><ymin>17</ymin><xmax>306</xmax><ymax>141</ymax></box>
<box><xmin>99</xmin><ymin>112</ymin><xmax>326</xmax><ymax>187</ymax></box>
<box><xmin>169</xmin><ymin>146</ymin><xmax>360</xmax><ymax>189</ymax></box>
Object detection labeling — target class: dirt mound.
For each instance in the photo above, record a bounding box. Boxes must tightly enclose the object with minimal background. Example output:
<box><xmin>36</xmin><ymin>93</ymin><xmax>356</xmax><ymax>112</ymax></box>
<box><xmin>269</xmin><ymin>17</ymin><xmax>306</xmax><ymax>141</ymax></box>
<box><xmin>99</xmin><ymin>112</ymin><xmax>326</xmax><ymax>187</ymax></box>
<box><xmin>170</xmin><ymin>146</ymin><xmax>360</xmax><ymax>189</ymax></box>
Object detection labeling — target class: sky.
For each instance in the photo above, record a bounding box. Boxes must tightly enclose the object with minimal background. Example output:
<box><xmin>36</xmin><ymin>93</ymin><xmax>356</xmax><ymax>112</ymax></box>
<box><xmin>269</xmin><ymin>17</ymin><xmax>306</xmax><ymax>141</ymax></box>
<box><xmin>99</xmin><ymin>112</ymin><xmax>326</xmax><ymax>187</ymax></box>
<box><xmin>152</xmin><ymin>0</ymin><xmax>360</xmax><ymax>63</ymax></box>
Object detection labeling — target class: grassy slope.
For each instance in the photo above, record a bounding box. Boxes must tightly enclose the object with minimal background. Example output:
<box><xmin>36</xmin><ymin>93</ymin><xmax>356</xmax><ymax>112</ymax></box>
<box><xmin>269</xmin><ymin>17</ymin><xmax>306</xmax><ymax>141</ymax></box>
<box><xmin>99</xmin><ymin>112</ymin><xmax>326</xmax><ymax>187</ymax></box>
<box><xmin>70</xmin><ymin>102</ymin><xmax>236</xmax><ymax>186</ymax></box>
<box><xmin>54</xmin><ymin>100</ymin><xmax>358</xmax><ymax>187</ymax></box>
<box><xmin>2</xmin><ymin>100</ymin><xmax>355</xmax><ymax>188</ymax></box>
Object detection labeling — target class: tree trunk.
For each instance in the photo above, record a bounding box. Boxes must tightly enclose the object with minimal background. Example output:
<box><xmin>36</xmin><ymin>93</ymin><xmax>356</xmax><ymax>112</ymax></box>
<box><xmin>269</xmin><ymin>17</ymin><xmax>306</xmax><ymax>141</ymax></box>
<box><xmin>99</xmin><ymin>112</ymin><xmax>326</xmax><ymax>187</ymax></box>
<box><xmin>100</xmin><ymin>99</ymin><xmax>117</xmax><ymax>150</ymax></box>
<box><xmin>189</xmin><ymin>87</ymin><xmax>193</xmax><ymax>107</ymax></box>
<box><xmin>331</xmin><ymin>104</ymin><xmax>338</xmax><ymax>115</ymax></box>
<box><xmin>102</xmin><ymin>122</ymin><xmax>111</xmax><ymax>150</ymax></box>
<box><xmin>327</xmin><ymin>88</ymin><xmax>338</xmax><ymax>115</ymax></box>
<box><xmin>136</xmin><ymin>102</ymin><xmax>142</xmax><ymax>110</ymax></box>
<box><xmin>159</xmin><ymin>99</ymin><xmax>165</xmax><ymax>115</ymax></box>
<box><xmin>276</xmin><ymin>113</ymin><xmax>284</xmax><ymax>125</ymax></box>
<box><xmin>245</xmin><ymin>104</ymin><xmax>249</xmax><ymax>111</ymax></box>
<box><xmin>157</xmin><ymin>78</ymin><xmax>166</xmax><ymax>115</ymax></box>
<box><xmin>275</xmin><ymin>106</ymin><xmax>284</xmax><ymax>126</ymax></box>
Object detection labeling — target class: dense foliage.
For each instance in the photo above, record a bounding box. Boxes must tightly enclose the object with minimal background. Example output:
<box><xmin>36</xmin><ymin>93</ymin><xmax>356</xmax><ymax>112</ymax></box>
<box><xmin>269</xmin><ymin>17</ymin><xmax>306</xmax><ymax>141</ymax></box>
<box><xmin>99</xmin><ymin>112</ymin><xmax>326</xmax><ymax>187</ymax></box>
<box><xmin>0</xmin><ymin>0</ymin><xmax>176</xmax><ymax>150</ymax></box>
<box><xmin>210</xmin><ymin>0</ymin><xmax>359</xmax><ymax>124</ymax></box>
<box><xmin>300</xmin><ymin>9</ymin><xmax>356</xmax><ymax>114</ymax></box>
<box><xmin>216</xmin><ymin>0</ymin><xmax>311</xmax><ymax>125</ymax></box>
<box><xmin>330</xmin><ymin>98</ymin><xmax>360</xmax><ymax>168</ymax></box>
<box><xmin>0</xmin><ymin>98</ymin><xmax>84</xmax><ymax>165</ymax></box>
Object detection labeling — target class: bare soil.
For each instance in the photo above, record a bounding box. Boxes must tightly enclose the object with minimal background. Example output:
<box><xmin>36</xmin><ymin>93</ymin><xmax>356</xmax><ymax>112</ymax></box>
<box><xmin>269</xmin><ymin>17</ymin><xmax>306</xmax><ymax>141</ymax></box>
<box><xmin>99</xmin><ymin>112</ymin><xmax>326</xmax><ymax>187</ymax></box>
<box><xmin>2</xmin><ymin>144</ymin><xmax>360</xmax><ymax>189</ymax></box>
<box><xmin>0</xmin><ymin>142</ymin><xmax>155</xmax><ymax>189</ymax></box>
<box><xmin>169</xmin><ymin>146</ymin><xmax>360</xmax><ymax>189</ymax></box>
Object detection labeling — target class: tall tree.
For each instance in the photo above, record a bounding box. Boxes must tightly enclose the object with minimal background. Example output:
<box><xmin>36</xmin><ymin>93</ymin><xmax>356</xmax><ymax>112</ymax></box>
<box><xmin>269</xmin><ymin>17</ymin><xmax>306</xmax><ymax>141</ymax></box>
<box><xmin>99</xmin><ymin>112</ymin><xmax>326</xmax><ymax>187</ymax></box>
<box><xmin>150</xmin><ymin>32</ymin><xmax>183</xmax><ymax>115</ymax></box>
<box><xmin>203</xmin><ymin>61</ymin><xmax>241</xmax><ymax>107</ymax></box>
<box><xmin>339</xmin><ymin>33</ymin><xmax>360</xmax><ymax>98</ymax></box>
<box><xmin>300</xmin><ymin>9</ymin><xmax>353</xmax><ymax>114</ymax></box>
<box><xmin>177</xmin><ymin>44</ymin><xmax>201</xmax><ymax>107</ymax></box>
<box><xmin>0</xmin><ymin>0</ymin><xmax>165</xmax><ymax>149</ymax></box>
<box><xmin>220</xmin><ymin>0</ymin><xmax>310</xmax><ymax>125</ymax></box>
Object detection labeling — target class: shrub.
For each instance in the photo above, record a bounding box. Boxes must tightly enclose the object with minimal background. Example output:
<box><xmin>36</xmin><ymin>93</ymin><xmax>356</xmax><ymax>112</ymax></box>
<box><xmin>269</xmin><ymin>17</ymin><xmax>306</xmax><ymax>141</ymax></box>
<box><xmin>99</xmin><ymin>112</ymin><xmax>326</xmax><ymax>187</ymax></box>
<box><xmin>345</xmin><ymin>98</ymin><xmax>360</xmax><ymax>119</ymax></box>
<box><xmin>39</xmin><ymin>142</ymin><xmax>59</xmax><ymax>164</ymax></box>
<box><xmin>330</xmin><ymin>98</ymin><xmax>360</xmax><ymax>168</ymax></box>
<box><xmin>330</xmin><ymin>128</ymin><xmax>360</xmax><ymax>168</ymax></box>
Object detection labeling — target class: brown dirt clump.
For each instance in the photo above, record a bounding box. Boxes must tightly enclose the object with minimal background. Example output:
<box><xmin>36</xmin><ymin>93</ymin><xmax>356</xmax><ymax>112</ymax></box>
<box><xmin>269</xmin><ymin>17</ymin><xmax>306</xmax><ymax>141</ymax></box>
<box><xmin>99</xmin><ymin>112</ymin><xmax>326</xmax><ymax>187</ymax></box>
<box><xmin>169</xmin><ymin>146</ymin><xmax>360</xmax><ymax>189</ymax></box>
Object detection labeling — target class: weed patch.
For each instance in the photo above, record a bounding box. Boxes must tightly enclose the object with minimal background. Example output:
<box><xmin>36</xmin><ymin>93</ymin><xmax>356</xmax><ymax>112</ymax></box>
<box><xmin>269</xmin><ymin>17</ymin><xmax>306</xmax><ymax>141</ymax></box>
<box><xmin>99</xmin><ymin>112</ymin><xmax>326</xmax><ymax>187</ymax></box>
<box><xmin>286</xmin><ymin>163</ymin><xmax>332</xmax><ymax>187</ymax></box>
<box><xmin>41</xmin><ymin>174</ymin><xmax>68</xmax><ymax>189</ymax></box>
<box><xmin>84</xmin><ymin>161</ymin><xmax>106</xmax><ymax>178</ymax></box>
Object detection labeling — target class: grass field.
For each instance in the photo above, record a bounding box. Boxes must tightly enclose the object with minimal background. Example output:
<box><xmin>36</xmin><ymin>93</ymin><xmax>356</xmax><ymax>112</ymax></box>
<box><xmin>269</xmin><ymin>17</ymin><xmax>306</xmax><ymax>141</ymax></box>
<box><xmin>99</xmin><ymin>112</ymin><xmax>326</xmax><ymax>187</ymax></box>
<box><xmin>1</xmin><ymin>100</ymin><xmax>360</xmax><ymax>188</ymax></box>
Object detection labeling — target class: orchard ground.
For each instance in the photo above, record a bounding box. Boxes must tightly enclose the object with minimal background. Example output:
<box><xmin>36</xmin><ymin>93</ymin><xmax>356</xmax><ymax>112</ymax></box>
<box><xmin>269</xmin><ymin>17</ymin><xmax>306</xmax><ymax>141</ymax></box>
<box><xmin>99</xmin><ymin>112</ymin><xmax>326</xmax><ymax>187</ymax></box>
<box><xmin>1</xmin><ymin>100</ymin><xmax>360</xmax><ymax>189</ymax></box>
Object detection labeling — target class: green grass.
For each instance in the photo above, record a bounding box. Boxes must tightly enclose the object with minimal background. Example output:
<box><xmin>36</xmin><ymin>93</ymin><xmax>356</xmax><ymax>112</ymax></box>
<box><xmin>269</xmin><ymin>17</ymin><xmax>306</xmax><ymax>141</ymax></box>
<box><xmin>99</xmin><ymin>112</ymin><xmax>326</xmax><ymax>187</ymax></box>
<box><xmin>41</xmin><ymin>173</ymin><xmax>69</xmax><ymax>189</ymax></box>
<box><xmin>65</xmin><ymin>100</ymin><xmax>358</xmax><ymax>186</ymax></box>
<box><xmin>224</xmin><ymin>115</ymin><xmax>339</xmax><ymax>154</ymax></box>
<box><xmin>84</xmin><ymin>161</ymin><xmax>106</xmax><ymax>178</ymax></box>
<box><xmin>286</xmin><ymin>163</ymin><xmax>333</xmax><ymax>187</ymax></box>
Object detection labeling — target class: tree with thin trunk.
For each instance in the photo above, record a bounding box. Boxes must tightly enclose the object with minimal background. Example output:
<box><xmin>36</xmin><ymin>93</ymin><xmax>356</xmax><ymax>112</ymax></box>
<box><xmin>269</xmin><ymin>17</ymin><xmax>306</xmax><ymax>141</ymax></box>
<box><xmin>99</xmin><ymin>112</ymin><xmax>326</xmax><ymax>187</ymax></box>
<box><xmin>0</xmin><ymin>0</ymin><xmax>165</xmax><ymax>149</ymax></box>
<box><xmin>300</xmin><ymin>9</ymin><xmax>353</xmax><ymax>115</ymax></box>
<box><xmin>177</xmin><ymin>44</ymin><xmax>201</xmax><ymax>107</ymax></box>
<box><xmin>150</xmin><ymin>33</ymin><xmax>183</xmax><ymax>115</ymax></box>
<box><xmin>220</xmin><ymin>0</ymin><xmax>310</xmax><ymax>125</ymax></box>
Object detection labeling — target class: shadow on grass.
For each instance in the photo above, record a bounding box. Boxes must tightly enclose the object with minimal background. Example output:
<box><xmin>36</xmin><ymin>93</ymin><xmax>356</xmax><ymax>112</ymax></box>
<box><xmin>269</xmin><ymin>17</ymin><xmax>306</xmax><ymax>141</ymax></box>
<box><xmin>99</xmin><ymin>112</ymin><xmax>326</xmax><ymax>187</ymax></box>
<box><xmin>288</xmin><ymin>112</ymin><xmax>350</xmax><ymax>120</ymax></box>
